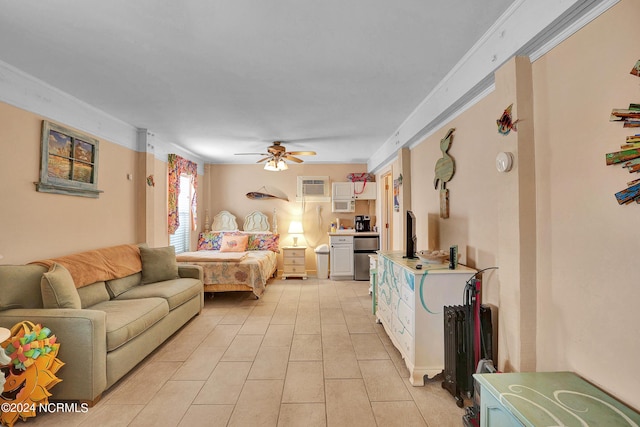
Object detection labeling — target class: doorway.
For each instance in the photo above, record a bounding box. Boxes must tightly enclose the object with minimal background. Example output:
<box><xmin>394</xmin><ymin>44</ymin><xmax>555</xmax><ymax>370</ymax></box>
<box><xmin>380</xmin><ymin>172</ymin><xmax>393</xmax><ymax>251</ymax></box>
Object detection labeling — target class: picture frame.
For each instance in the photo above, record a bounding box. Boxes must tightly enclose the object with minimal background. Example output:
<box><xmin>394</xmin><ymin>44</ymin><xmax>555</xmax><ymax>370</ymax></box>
<box><xmin>35</xmin><ymin>120</ymin><xmax>103</xmax><ymax>198</ymax></box>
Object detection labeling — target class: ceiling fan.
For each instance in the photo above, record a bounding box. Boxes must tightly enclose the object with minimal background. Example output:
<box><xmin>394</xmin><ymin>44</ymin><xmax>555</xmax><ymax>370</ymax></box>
<box><xmin>235</xmin><ymin>141</ymin><xmax>317</xmax><ymax>170</ymax></box>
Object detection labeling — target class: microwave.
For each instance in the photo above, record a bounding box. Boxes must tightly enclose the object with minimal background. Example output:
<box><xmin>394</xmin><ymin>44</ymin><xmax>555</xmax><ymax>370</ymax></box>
<box><xmin>332</xmin><ymin>199</ymin><xmax>355</xmax><ymax>212</ymax></box>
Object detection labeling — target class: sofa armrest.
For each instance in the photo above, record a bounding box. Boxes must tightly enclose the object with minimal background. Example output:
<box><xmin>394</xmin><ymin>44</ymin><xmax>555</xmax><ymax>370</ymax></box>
<box><xmin>0</xmin><ymin>308</ymin><xmax>107</xmax><ymax>402</ymax></box>
<box><xmin>178</xmin><ymin>264</ymin><xmax>203</xmax><ymax>281</ymax></box>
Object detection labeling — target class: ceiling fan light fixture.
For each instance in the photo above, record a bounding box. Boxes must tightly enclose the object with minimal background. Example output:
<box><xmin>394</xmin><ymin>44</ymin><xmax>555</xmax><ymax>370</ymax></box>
<box><xmin>264</xmin><ymin>159</ymin><xmax>279</xmax><ymax>171</ymax></box>
<box><xmin>277</xmin><ymin>159</ymin><xmax>288</xmax><ymax>170</ymax></box>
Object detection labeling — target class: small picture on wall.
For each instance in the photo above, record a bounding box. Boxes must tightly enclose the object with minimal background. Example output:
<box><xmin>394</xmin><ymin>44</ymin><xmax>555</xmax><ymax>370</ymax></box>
<box><xmin>393</xmin><ymin>178</ymin><xmax>400</xmax><ymax>212</ymax></box>
<box><xmin>36</xmin><ymin>120</ymin><xmax>103</xmax><ymax>198</ymax></box>
<box><xmin>47</xmin><ymin>130</ymin><xmax>73</xmax><ymax>180</ymax></box>
<box><xmin>631</xmin><ymin>60</ymin><xmax>640</xmax><ymax>77</ymax></box>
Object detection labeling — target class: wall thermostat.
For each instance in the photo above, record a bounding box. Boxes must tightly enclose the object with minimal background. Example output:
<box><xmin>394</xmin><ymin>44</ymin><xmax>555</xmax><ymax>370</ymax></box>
<box><xmin>496</xmin><ymin>152</ymin><xmax>514</xmax><ymax>173</ymax></box>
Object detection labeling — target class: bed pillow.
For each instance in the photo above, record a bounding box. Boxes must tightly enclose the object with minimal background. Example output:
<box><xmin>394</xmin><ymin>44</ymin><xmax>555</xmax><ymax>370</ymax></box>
<box><xmin>247</xmin><ymin>233</ymin><xmax>280</xmax><ymax>252</ymax></box>
<box><xmin>41</xmin><ymin>263</ymin><xmax>82</xmax><ymax>309</ymax></box>
<box><xmin>140</xmin><ymin>245</ymin><xmax>178</xmax><ymax>284</ymax></box>
<box><xmin>219</xmin><ymin>234</ymin><xmax>249</xmax><ymax>252</ymax></box>
<box><xmin>197</xmin><ymin>231</ymin><xmax>241</xmax><ymax>251</ymax></box>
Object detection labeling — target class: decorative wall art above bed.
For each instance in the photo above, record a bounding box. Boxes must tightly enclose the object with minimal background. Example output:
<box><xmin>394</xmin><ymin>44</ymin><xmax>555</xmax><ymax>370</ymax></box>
<box><xmin>246</xmin><ymin>185</ymin><xmax>289</xmax><ymax>201</ymax></box>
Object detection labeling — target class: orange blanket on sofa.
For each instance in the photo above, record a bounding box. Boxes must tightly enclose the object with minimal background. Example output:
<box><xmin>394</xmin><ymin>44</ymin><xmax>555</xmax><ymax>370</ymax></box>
<box><xmin>31</xmin><ymin>244</ymin><xmax>142</xmax><ymax>288</ymax></box>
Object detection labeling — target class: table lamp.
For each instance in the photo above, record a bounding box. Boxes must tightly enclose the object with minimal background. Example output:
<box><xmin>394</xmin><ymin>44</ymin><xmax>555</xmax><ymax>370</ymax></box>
<box><xmin>288</xmin><ymin>221</ymin><xmax>304</xmax><ymax>247</ymax></box>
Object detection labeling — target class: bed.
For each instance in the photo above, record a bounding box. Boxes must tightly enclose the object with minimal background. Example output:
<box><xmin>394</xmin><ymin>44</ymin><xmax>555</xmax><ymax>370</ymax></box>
<box><xmin>176</xmin><ymin>210</ymin><xmax>278</xmax><ymax>298</ymax></box>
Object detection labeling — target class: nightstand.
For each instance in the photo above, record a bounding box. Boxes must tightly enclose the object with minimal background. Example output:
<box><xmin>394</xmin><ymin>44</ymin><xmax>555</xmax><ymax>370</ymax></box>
<box><xmin>282</xmin><ymin>246</ymin><xmax>307</xmax><ymax>279</ymax></box>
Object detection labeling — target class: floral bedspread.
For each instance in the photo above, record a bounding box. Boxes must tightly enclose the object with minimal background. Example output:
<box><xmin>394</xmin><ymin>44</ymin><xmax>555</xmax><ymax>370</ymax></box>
<box><xmin>181</xmin><ymin>250</ymin><xmax>277</xmax><ymax>297</ymax></box>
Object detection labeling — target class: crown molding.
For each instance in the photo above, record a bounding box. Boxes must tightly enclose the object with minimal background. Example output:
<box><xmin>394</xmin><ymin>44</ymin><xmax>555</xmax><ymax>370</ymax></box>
<box><xmin>0</xmin><ymin>59</ymin><xmax>139</xmax><ymax>151</ymax></box>
<box><xmin>0</xmin><ymin>59</ymin><xmax>205</xmax><ymax>169</ymax></box>
<box><xmin>369</xmin><ymin>0</ymin><xmax>620</xmax><ymax>173</ymax></box>
<box><xmin>525</xmin><ymin>0</ymin><xmax>619</xmax><ymax>62</ymax></box>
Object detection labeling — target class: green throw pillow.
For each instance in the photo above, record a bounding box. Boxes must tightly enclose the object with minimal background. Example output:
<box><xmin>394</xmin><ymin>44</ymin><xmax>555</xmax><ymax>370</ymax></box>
<box><xmin>41</xmin><ymin>263</ymin><xmax>82</xmax><ymax>309</ymax></box>
<box><xmin>140</xmin><ymin>245</ymin><xmax>178</xmax><ymax>284</ymax></box>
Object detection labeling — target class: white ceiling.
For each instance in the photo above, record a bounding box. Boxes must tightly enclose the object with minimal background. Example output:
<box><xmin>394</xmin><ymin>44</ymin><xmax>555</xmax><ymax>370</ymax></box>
<box><xmin>0</xmin><ymin>1</ymin><xmax>517</xmax><ymax>165</ymax></box>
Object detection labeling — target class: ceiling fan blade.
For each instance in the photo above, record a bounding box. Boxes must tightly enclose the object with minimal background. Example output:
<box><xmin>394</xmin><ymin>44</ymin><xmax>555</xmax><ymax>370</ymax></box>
<box><xmin>284</xmin><ymin>155</ymin><xmax>304</xmax><ymax>163</ymax></box>
<box><xmin>235</xmin><ymin>152</ymin><xmax>269</xmax><ymax>156</ymax></box>
<box><xmin>286</xmin><ymin>151</ymin><xmax>316</xmax><ymax>156</ymax></box>
<box><xmin>256</xmin><ymin>156</ymin><xmax>270</xmax><ymax>163</ymax></box>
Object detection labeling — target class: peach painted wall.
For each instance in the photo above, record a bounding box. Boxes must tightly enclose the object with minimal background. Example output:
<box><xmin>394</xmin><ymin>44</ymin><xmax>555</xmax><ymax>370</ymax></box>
<box><xmin>0</xmin><ymin>101</ymin><xmax>205</xmax><ymax>263</ymax></box>
<box><xmin>407</xmin><ymin>0</ymin><xmax>640</xmax><ymax>408</ymax></box>
<box><xmin>0</xmin><ymin>102</ymin><xmax>138</xmax><ymax>264</ymax></box>
<box><xmin>204</xmin><ymin>163</ymin><xmax>372</xmax><ymax>273</ymax></box>
<box><xmin>532</xmin><ymin>0</ymin><xmax>640</xmax><ymax>407</ymax></box>
<box><xmin>409</xmin><ymin>88</ymin><xmax>504</xmax><ymax>365</ymax></box>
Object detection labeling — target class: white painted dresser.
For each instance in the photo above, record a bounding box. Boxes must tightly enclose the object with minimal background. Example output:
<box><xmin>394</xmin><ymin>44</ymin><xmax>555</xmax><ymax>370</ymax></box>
<box><xmin>376</xmin><ymin>251</ymin><xmax>476</xmax><ymax>385</ymax></box>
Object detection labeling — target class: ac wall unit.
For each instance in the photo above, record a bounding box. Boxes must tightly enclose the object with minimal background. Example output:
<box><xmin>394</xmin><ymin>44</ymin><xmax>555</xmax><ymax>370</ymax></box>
<box><xmin>296</xmin><ymin>176</ymin><xmax>330</xmax><ymax>202</ymax></box>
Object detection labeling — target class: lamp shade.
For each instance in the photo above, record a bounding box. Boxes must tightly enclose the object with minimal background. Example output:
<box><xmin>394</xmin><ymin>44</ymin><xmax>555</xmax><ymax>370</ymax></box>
<box><xmin>264</xmin><ymin>158</ymin><xmax>288</xmax><ymax>171</ymax></box>
<box><xmin>288</xmin><ymin>221</ymin><xmax>304</xmax><ymax>246</ymax></box>
<box><xmin>277</xmin><ymin>159</ymin><xmax>288</xmax><ymax>170</ymax></box>
<box><xmin>288</xmin><ymin>221</ymin><xmax>304</xmax><ymax>234</ymax></box>
<box><xmin>264</xmin><ymin>159</ymin><xmax>278</xmax><ymax>171</ymax></box>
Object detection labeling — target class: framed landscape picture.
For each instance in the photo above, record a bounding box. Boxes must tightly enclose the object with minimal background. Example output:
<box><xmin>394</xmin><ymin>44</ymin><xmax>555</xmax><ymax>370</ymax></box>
<box><xmin>35</xmin><ymin>121</ymin><xmax>103</xmax><ymax>198</ymax></box>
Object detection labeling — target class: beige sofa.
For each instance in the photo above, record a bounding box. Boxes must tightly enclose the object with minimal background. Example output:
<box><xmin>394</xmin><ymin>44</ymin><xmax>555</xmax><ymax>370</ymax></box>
<box><xmin>0</xmin><ymin>244</ymin><xmax>204</xmax><ymax>405</ymax></box>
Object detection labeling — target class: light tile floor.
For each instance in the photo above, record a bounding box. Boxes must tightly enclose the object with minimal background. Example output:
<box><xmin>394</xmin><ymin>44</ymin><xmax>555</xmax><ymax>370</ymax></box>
<box><xmin>23</xmin><ymin>278</ymin><xmax>467</xmax><ymax>426</ymax></box>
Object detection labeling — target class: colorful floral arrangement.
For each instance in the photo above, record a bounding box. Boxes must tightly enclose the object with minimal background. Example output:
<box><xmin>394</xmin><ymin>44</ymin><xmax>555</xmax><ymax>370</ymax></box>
<box><xmin>4</xmin><ymin>323</ymin><xmax>59</xmax><ymax>371</ymax></box>
<box><xmin>1</xmin><ymin>321</ymin><xmax>63</xmax><ymax>427</ymax></box>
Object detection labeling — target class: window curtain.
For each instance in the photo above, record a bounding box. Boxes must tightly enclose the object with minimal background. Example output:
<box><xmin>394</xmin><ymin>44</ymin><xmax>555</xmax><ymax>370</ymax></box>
<box><xmin>168</xmin><ymin>154</ymin><xmax>198</xmax><ymax>234</ymax></box>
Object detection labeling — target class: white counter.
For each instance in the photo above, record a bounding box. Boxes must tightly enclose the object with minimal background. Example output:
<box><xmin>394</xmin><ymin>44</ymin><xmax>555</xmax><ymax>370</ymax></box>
<box><xmin>328</xmin><ymin>231</ymin><xmax>379</xmax><ymax>237</ymax></box>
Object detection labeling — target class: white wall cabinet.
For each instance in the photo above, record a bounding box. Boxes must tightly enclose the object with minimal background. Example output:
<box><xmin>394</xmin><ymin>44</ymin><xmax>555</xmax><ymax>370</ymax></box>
<box><xmin>376</xmin><ymin>251</ymin><xmax>475</xmax><ymax>385</ymax></box>
<box><xmin>353</xmin><ymin>181</ymin><xmax>377</xmax><ymax>200</ymax></box>
<box><xmin>332</xmin><ymin>181</ymin><xmax>377</xmax><ymax>200</ymax></box>
<box><xmin>332</xmin><ymin>182</ymin><xmax>355</xmax><ymax>199</ymax></box>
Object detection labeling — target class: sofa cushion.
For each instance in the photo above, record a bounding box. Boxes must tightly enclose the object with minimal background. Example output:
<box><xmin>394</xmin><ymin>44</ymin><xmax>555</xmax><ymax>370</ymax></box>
<box><xmin>139</xmin><ymin>246</ymin><xmax>178</xmax><ymax>285</ymax></box>
<box><xmin>41</xmin><ymin>263</ymin><xmax>82</xmax><ymax>309</ymax></box>
<box><xmin>77</xmin><ymin>281</ymin><xmax>111</xmax><ymax>308</ymax></box>
<box><xmin>0</xmin><ymin>265</ymin><xmax>47</xmax><ymax>310</ymax></box>
<box><xmin>116</xmin><ymin>278</ymin><xmax>202</xmax><ymax>310</ymax></box>
<box><xmin>89</xmin><ymin>298</ymin><xmax>169</xmax><ymax>352</ymax></box>
<box><xmin>106</xmin><ymin>272</ymin><xmax>142</xmax><ymax>298</ymax></box>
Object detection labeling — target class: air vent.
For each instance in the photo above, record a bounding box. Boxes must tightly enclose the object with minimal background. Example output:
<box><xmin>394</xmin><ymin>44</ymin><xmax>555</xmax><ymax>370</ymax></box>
<box><xmin>297</xmin><ymin>176</ymin><xmax>330</xmax><ymax>202</ymax></box>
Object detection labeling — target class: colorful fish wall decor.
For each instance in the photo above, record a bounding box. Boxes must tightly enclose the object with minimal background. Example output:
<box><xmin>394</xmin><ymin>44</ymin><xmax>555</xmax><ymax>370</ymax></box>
<box><xmin>631</xmin><ymin>60</ymin><xmax>640</xmax><ymax>77</ymax></box>
<box><xmin>245</xmin><ymin>186</ymin><xmax>289</xmax><ymax>201</ymax></box>
<box><xmin>497</xmin><ymin>104</ymin><xmax>519</xmax><ymax>135</ymax></box>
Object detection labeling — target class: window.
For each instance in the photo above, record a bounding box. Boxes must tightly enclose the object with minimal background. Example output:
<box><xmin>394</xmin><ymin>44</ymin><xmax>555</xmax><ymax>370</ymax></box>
<box><xmin>169</xmin><ymin>175</ymin><xmax>192</xmax><ymax>254</ymax></box>
<box><xmin>167</xmin><ymin>153</ymin><xmax>198</xmax><ymax>250</ymax></box>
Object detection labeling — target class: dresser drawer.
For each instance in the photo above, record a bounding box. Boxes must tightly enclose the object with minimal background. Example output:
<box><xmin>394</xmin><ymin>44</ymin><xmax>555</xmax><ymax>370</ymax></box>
<box><xmin>284</xmin><ymin>256</ymin><xmax>305</xmax><ymax>265</ymax></box>
<box><xmin>284</xmin><ymin>264</ymin><xmax>306</xmax><ymax>274</ymax></box>
<box><xmin>392</xmin><ymin>315</ymin><xmax>414</xmax><ymax>358</ymax></box>
<box><xmin>376</xmin><ymin>298</ymin><xmax>393</xmax><ymax>326</ymax></box>
<box><xmin>397</xmin><ymin>298</ymin><xmax>414</xmax><ymax>336</ymax></box>
<box><xmin>285</xmin><ymin>248</ymin><xmax>306</xmax><ymax>258</ymax></box>
<box><xmin>400</xmin><ymin>281</ymin><xmax>415</xmax><ymax>310</ymax></box>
